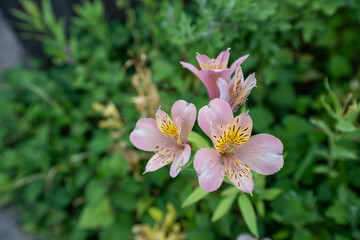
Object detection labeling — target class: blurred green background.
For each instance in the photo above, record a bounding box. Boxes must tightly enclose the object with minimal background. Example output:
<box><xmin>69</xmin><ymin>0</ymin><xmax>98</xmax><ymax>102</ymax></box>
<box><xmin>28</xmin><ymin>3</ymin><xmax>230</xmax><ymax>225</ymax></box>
<box><xmin>0</xmin><ymin>0</ymin><xmax>359</xmax><ymax>239</ymax></box>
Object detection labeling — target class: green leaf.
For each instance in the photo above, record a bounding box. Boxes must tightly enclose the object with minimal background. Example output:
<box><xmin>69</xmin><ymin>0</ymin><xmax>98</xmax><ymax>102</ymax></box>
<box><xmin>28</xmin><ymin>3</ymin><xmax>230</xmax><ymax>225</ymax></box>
<box><xmin>108</xmin><ymin>151</ymin><xmax>129</xmax><ymax>177</ymax></box>
<box><xmin>283</xmin><ymin>115</ymin><xmax>314</xmax><ymax>135</ymax></box>
<box><xmin>238</xmin><ymin>194</ymin><xmax>259</xmax><ymax>238</ymax></box>
<box><xmin>85</xmin><ymin>180</ymin><xmax>108</xmax><ymax>206</ymax></box>
<box><xmin>188</xmin><ymin>131</ymin><xmax>210</xmax><ymax>150</ymax></box>
<box><xmin>152</xmin><ymin>59</ymin><xmax>174</xmax><ymax>83</ymax></box>
<box><xmin>292</xmin><ymin>229</ymin><xmax>312</xmax><ymax>240</ymax></box>
<box><xmin>111</xmin><ymin>191</ymin><xmax>137</xmax><ymax>211</ymax></box>
<box><xmin>78</xmin><ymin>197</ymin><xmax>114</xmax><ymax>229</ymax></box>
<box><xmin>211</xmin><ymin>194</ymin><xmax>237</xmax><ymax>222</ymax></box>
<box><xmin>256</xmin><ymin>200</ymin><xmax>265</xmax><ymax>217</ymax></box>
<box><xmin>42</xmin><ymin>0</ymin><xmax>56</xmax><ymax>27</ymax></box>
<box><xmin>328</xmin><ymin>55</ymin><xmax>352</xmax><ymax>78</ymax></box>
<box><xmin>148</xmin><ymin>207</ymin><xmax>163</xmax><ymax>222</ymax></box>
<box><xmin>335</xmin><ymin>120</ymin><xmax>356</xmax><ymax>132</ymax></box>
<box><xmin>325</xmin><ymin>200</ymin><xmax>349</xmax><ymax>225</ymax></box>
<box><xmin>221</xmin><ymin>186</ymin><xmax>239</xmax><ymax>197</ymax></box>
<box><xmin>313</xmin><ymin>164</ymin><xmax>332</xmax><ymax>174</ymax></box>
<box><xmin>324</xmin><ymin>79</ymin><xmax>342</xmax><ymax>116</ymax></box>
<box><xmin>88</xmin><ymin>131</ymin><xmax>111</xmax><ymax>153</ymax></box>
<box><xmin>313</xmin><ymin>165</ymin><xmax>338</xmax><ymax>178</ymax></box>
<box><xmin>250</xmin><ymin>106</ymin><xmax>274</xmax><ymax>132</ymax></box>
<box><xmin>294</xmin><ymin>144</ymin><xmax>317</xmax><ymax>182</ymax></box>
<box><xmin>261</xmin><ymin>188</ymin><xmax>283</xmax><ymax>201</ymax></box>
<box><xmin>332</xmin><ymin>145</ymin><xmax>359</xmax><ymax>161</ymax></box>
<box><xmin>310</xmin><ymin>119</ymin><xmax>334</xmax><ymax>139</ymax></box>
<box><xmin>182</xmin><ymin>187</ymin><xmax>209</xmax><ymax>208</ymax></box>
<box><xmin>320</xmin><ymin>94</ymin><xmax>338</xmax><ymax>119</ymax></box>
<box><xmin>187</xmin><ymin>229</ymin><xmax>215</xmax><ymax>240</ymax></box>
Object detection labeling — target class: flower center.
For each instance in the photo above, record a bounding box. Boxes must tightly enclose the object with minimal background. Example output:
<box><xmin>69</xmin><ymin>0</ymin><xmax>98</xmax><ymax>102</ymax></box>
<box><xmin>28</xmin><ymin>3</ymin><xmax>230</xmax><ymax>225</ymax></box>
<box><xmin>156</xmin><ymin>112</ymin><xmax>183</xmax><ymax>144</ymax></box>
<box><xmin>212</xmin><ymin>116</ymin><xmax>251</xmax><ymax>153</ymax></box>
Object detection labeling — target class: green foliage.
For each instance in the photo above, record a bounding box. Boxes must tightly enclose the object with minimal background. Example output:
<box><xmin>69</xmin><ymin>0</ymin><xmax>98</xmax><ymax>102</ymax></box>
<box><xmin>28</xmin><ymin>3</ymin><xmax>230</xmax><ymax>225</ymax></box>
<box><xmin>182</xmin><ymin>187</ymin><xmax>209</xmax><ymax>208</ymax></box>
<box><xmin>238</xmin><ymin>194</ymin><xmax>259</xmax><ymax>238</ymax></box>
<box><xmin>187</xmin><ymin>131</ymin><xmax>211</xmax><ymax>150</ymax></box>
<box><xmin>0</xmin><ymin>0</ymin><xmax>360</xmax><ymax>239</ymax></box>
<box><xmin>78</xmin><ymin>197</ymin><xmax>114</xmax><ymax>229</ymax></box>
<box><xmin>211</xmin><ymin>193</ymin><xmax>237</xmax><ymax>222</ymax></box>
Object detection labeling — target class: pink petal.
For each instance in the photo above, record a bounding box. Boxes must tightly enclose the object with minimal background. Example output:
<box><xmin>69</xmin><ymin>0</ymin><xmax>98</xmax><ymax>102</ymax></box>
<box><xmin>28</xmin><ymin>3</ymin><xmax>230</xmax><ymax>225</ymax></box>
<box><xmin>229</xmin><ymin>66</ymin><xmax>244</xmax><ymax>88</ymax></box>
<box><xmin>229</xmin><ymin>54</ymin><xmax>249</xmax><ymax>72</ymax></box>
<box><xmin>130</xmin><ymin>118</ymin><xmax>170</xmax><ymax>151</ymax></box>
<box><xmin>180</xmin><ymin>61</ymin><xmax>201</xmax><ymax>79</ymax></box>
<box><xmin>144</xmin><ymin>147</ymin><xmax>179</xmax><ymax>173</ymax></box>
<box><xmin>215</xmin><ymin>48</ymin><xmax>230</xmax><ymax>69</ymax></box>
<box><xmin>224</xmin><ymin>153</ymin><xmax>254</xmax><ymax>194</ymax></box>
<box><xmin>194</xmin><ymin>148</ymin><xmax>225</xmax><ymax>192</ymax></box>
<box><xmin>234</xmin><ymin>134</ymin><xmax>284</xmax><ymax>175</ymax></box>
<box><xmin>217</xmin><ymin>78</ymin><xmax>230</xmax><ymax>103</ymax></box>
<box><xmin>196</xmin><ymin>53</ymin><xmax>212</xmax><ymax>70</ymax></box>
<box><xmin>170</xmin><ymin>144</ymin><xmax>191</xmax><ymax>178</ymax></box>
<box><xmin>198</xmin><ymin>98</ymin><xmax>233</xmax><ymax>138</ymax></box>
<box><xmin>171</xmin><ymin>100</ymin><xmax>196</xmax><ymax>141</ymax></box>
<box><xmin>197</xmin><ymin>69</ymin><xmax>234</xmax><ymax>99</ymax></box>
<box><xmin>232</xmin><ymin>73</ymin><xmax>256</xmax><ymax>110</ymax></box>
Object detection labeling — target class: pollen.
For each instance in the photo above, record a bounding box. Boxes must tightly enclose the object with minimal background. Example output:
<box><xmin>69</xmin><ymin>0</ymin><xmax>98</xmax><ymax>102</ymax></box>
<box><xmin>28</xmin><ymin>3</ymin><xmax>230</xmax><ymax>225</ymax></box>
<box><xmin>213</xmin><ymin>118</ymin><xmax>251</xmax><ymax>153</ymax></box>
<box><xmin>156</xmin><ymin>111</ymin><xmax>180</xmax><ymax>140</ymax></box>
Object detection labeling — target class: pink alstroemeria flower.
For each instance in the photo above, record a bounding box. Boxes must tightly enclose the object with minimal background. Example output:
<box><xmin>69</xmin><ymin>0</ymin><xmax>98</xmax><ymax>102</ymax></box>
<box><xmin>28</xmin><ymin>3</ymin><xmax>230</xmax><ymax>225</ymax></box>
<box><xmin>180</xmin><ymin>48</ymin><xmax>249</xmax><ymax>100</ymax></box>
<box><xmin>194</xmin><ymin>99</ymin><xmax>284</xmax><ymax>193</ymax></box>
<box><xmin>217</xmin><ymin>66</ymin><xmax>257</xmax><ymax>112</ymax></box>
<box><xmin>130</xmin><ymin>100</ymin><xmax>196</xmax><ymax>177</ymax></box>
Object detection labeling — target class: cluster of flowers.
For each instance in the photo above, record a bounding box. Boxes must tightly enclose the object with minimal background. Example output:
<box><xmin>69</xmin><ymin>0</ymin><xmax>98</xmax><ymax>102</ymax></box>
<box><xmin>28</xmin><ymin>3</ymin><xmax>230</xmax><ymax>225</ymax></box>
<box><xmin>130</xmin><ymin>49</ymin><xmax>284</xmax><ymax>194</ymax></box>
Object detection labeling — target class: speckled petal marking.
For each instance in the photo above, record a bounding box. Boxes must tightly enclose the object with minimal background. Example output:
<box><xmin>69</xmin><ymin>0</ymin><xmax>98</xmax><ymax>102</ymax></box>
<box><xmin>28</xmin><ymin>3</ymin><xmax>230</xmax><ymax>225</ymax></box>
<box><xmin>224</xmin><ymin>153</ymin><xmax>254</xmax><ymax>193</ymax></box>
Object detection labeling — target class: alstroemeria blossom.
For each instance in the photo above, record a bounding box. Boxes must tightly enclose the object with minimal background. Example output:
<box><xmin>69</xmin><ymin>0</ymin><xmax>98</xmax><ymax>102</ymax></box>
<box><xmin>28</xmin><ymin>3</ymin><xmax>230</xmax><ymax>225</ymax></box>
<box><xmin>194</xmin><ymin>99</ymin><xmax>284</xmax><ymax>193</ymax></box>
<box><xmin>180</xmin><ymin>48</ymin><xmax>249</xmax><ymax>100</ymax></box>
<box><xmin>130</xmin><ymin>100</ymin><xmax>196</xmax><ymax>177</ymax></box>
<box><xmin>217</xmin><ymin>66</ymin><xmax>257</xmax><ymax>112</ymax></box>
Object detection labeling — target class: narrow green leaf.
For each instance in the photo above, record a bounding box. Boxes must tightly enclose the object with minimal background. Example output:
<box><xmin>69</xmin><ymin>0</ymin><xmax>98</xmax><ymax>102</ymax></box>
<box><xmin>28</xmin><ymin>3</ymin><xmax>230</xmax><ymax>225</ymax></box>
<box><xmin>182</xmin><ymin>187</ymin><xmax>209</xmax><ymax>208</ymax></box>
<box><xmin>332</xmin><ymin>145</ymin><xmax>359</xmax><ymax>160</ymax></box>
<box><xmin>294</xmin><ymin>144</ymin><xmax>317</xmax><ymax>182</ymax></box>
<box><xmin>320</xmin><ymin>95</ymin><xmax>338</xmax><ymax>119</ymax></box>
<box><xmin>188</xmin><ymin>131</ymin><xmax>210</xmax><ymax>150</ymax></box>
<box><xmin>324</xmin><ymin>78</ymin><xmax>342</xmax><ymax>116</ymax></box>
<box><xmin>256</xmin><ymin>200</ymin><xmax>265</xmax><ymax>217</ymax></box>
<box><xmin>310</xmin><ymin>118</ymin><xmax>334</xmax><ymax>139</ymax></box>
<box><xmin>314</xmin><ymin>165</ymin><xmax>338</xmax><ymax>178</ymax></box>
<box><xmin>211</xmin><ymin>194</ymin><xmax>237</xmax><ymax>222</ymax></box>
<box><xmin>313</xmin><ymin>165</ymin><xmax>332</xmax><ymax>174</ymax></box>
<box><xmin>343</xmin><ymin>128</ymin><xmax>360</xmax><ymax>141</ymax></box>
<box><xmin>42</xmin><ymin>0</ymin><xmax>56</xmax><ymax>27</ymax></box>
<box><xmin>238</xmin><ymin>194</ymin><xmax>259</xmax><ymax>238</ymax></box>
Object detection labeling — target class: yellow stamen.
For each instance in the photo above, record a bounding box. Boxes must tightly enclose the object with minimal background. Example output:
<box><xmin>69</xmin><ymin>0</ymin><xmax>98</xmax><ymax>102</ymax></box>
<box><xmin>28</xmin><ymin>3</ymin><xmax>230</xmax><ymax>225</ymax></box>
<box><xmin>156</xmin><ymin>111</ymin><xmax>182</xmax><ymax>143</ymax></box>
<box><xmin>213</xmin><ymin>119</ymin><xmax>250</xmax><ymax>153</ymax></box>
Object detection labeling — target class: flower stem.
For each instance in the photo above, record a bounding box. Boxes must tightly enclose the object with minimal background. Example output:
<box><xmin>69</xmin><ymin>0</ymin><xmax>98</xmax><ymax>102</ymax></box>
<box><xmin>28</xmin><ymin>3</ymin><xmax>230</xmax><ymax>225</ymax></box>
<box><xmin>183</xmin><ymin>155</ymin><xmax>195</xmax><ymax>169</ymax></box>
